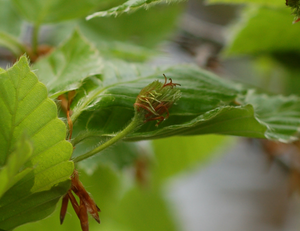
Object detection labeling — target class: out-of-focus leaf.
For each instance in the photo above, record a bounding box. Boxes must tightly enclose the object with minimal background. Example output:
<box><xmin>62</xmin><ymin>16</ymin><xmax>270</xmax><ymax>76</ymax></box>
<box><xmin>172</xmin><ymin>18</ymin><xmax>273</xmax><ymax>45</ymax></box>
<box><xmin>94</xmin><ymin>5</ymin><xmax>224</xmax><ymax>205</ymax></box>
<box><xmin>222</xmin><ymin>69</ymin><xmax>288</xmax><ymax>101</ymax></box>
<box><xmin>0</xmin><ymin>0</ymin><xmax>26</xmax><ymax>55</ymax></box>
<box><xmin>70</xmin><ymin>60</ymin><xmax>300</xmax><ymax>144</ymax></box>
<box><xmin>34</xmin><ymin>30</ymin><xmax>103</xmax><ymax>98</ymax></box>
<box><xmin>224</xmin><ymin>6</ymin><xmax>300</xmax><ymax>56</ymax></box>
<box><xmin>0</xmin><ymin>31</ymin><xmax>27</xmax><ymax>56</ymax></box>
<box><xmin>43</xmin><ymin>21</ymin><xmax>158</xmax><ymax>62</ymax></box>
<box><xmin>0</xmin><ymin>0</ymin><xmax>23</xmax><ymax>36</ymax></box>
<box><xmin>99</xmin><ymin>41</ymin><xmax>157</xmax><ymax>61</ymax></box>
<box><xmin>45</xmin><ymin>3</ymin><xmax>183</xmax><ymax>61</ymax></box>
<box><xmin>0</xmin><ymin>56</ymin><xmax>74</xmax><ymax>230</ymax></box>
<box><xmin>82</xmin><ymin>3</ymin><xmax>183</xmax><ymax>48</ymax></box>
<box><xmin>152</xmin><ymin>135</ymin><xmax>235</xmax><ymax>183</ymax></box>
<box><xmin>11</xmin><ymin>0</ymin><xmax>101</xmax><ymax>24</ymax></box>
<box><xmin>0</xmin><ymin>136</ymin><xmax>33</xmax><ymax>198</ymax></box>
<box><xmin>206</xmin><ymin>0</ymin><xmax>283</xmax><ymax>6</ymax></box>
<box><xmin>87</xmin><ymin>0</ymin><xmax>185</xmax><ymax>19</ymax></box>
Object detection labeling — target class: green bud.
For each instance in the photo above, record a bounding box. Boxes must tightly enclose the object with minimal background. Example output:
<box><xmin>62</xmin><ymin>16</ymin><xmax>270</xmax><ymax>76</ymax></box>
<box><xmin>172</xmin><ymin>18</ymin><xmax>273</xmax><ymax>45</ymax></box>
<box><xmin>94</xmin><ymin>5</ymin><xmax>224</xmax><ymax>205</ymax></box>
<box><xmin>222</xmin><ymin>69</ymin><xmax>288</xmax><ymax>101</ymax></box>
<box><xmin>134</xmin><ymin>74</ymin><xmax>181</xmax><ymax>126</ymax></box>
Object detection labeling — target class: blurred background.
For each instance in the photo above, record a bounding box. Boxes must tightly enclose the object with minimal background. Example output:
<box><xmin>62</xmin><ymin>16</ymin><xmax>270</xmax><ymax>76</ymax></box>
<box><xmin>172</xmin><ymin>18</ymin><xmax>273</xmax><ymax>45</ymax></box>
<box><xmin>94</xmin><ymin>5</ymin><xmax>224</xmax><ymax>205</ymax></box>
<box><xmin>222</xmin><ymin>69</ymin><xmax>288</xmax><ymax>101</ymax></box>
<box><xmin>2</xmin><ymin>0</ymin><xmax>300</xmax><ymax>230</ymax></box>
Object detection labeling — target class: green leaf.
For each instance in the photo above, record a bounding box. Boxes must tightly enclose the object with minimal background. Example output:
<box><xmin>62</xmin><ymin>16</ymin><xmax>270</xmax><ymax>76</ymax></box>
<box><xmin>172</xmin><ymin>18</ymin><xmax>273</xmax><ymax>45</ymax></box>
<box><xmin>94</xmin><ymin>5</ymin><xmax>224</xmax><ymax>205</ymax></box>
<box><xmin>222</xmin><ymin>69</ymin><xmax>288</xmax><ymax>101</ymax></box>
<box><xmin>45</xmin><ymin>3</ymin><xmax>183</xmax><ymax>61</ymax></box>
<box><xmin>0</xmin><ymin>0</ymin><xmax>27</xmax><ymax>55</ymax></box>
<box><xmin>34</xmin><ymin>30</ymin><xmax>103</xmax><ymax>98</ymax></box>
<box><xmin>11</xmin><ymin>0</ymin><xmax>101</xmax><ymax>24</ymax></box>
<box><xmin>87</xmin><ymin>0</ymin><xmax>185</xmax><ymax>19</ymax></box>
<box><xmin>0</xmin><ymin>136</ymin><xmax>33</xmax><ymax>198</ymax></box>
<box><xmin>97</xmin><ymin>41</ymin><xmax>157</xmax><ymax>61</ymax></box>
<box><xmin>81</xmin><ymin>3</ymin><xmax>184</xmax><ymax>48</ymax></box>
<box><xmin>206</xmin><ymin>0</ymin><xmax>283</xmax><ymax>7</ymax></box>
<box><xmin>43</xmin><ymin>21</ymin><xmax>158</xmax><ymax>62</ymax></box>
<box><xmin>224</xmin><ymin>6</ymin><xmax>300</xmax><ymax>56</ymax></box>
<box><xmin>239</xmin><ymin>91</ymin><xmax>300</xmax><ymax>141</ymax></box>
<box><xmin>0</xmin><ymin>31</ymin><xmax>27</xmax><ymax>56</ymax></box>
<box><xmin>129</xmin><ymin>104</ymin><xmax>267</xmax><ymax>139</ymax></box>
<box><xmin>0</xmin><ymin>0</ymin><xmax>23</xmax><ymax>36</ymax></box>
<box><xmin>0</xmin><ymin>56</ymin><xmax>74</xmax><ymax>230</ymax></box>
<box><xmin>70</xmin><ymin>61</ymin><xmax>300</xmax><ymax>144</ymax></box>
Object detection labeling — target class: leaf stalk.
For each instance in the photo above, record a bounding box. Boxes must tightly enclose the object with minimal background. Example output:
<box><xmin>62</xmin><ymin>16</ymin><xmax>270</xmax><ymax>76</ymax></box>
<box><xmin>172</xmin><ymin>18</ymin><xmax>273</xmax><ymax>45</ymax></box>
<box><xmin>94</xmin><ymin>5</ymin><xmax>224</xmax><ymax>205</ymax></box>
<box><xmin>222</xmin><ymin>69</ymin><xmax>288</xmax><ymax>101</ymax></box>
<box><xmin>72</xmin><ymin>113</ymin><xmax>144</xmax><ymax>163</ymax></box>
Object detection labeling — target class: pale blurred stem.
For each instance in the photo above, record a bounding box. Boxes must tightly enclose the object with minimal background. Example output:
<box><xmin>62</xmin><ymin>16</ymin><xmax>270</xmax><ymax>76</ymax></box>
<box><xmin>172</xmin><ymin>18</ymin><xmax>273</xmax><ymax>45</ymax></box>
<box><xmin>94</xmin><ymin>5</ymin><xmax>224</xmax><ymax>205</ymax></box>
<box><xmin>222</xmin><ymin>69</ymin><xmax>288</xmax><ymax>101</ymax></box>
<box><xmin>32</xmin><ymin>23</ymin><xmax>40</xmax><ymax>55</ymax></box>
<box><xmin>72</xmin><ymin>113</ymin><xmax>144</xmax><ymax>163</ymax></box>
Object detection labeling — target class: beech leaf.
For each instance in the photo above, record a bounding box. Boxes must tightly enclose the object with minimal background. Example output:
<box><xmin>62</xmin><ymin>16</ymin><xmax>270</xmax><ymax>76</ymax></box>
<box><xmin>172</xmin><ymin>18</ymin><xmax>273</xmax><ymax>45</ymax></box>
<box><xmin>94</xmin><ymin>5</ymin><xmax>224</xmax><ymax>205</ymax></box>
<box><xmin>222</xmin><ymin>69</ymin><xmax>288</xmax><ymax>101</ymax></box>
<box><xmin>0</xmin><ymin>56</ymin><xmax>74</xmax><ymax>230</ymax></box>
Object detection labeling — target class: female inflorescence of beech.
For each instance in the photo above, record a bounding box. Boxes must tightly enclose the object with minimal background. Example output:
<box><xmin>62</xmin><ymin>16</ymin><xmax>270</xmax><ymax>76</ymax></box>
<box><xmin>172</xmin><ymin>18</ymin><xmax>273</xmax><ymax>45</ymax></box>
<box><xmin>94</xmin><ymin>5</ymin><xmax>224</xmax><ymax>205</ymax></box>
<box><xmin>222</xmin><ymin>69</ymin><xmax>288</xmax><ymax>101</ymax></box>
<box><xmin>286</xmin><ymin>0</ymin><xmax>300</xmax><ymax>23</ymax></box>
<box><xmin>134</xmin><ymin>74</ymin><xmax>181</xmax><ymax>126</ymax></box>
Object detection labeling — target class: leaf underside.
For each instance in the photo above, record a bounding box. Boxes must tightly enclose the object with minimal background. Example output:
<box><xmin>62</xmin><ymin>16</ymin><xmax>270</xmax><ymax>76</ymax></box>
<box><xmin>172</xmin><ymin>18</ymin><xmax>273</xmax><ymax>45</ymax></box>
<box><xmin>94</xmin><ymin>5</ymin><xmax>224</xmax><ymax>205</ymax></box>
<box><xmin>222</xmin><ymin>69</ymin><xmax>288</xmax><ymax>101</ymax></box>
<box><xmin>69</xmin><ymin>61</ymin><xmax>300</xmax><ymax>147</ymax></box>
<box><xmin>86</xmin><ymin>0</ymin><xmax>185</xmax><ymax>19</ymax></box>
<box><xmin>206</xmin><ymin>0</ymin><xmax>283</xmax><ymax>6</ymax></box>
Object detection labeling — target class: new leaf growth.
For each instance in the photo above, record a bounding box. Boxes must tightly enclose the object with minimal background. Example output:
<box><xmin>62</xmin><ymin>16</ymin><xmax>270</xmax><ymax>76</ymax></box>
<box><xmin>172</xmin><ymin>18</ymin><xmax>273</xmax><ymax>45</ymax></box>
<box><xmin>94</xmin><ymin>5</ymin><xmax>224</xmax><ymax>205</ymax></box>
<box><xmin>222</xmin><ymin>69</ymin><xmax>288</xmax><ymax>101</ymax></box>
<box><xmin>68</xmin><ymin>75</ymin><xmax>181</xmax><ymax>231</ymax></box>
<box><xmin>72</xmin><ymin>75</ymin><xmax>181</xmax><ymax>164</ymax></box>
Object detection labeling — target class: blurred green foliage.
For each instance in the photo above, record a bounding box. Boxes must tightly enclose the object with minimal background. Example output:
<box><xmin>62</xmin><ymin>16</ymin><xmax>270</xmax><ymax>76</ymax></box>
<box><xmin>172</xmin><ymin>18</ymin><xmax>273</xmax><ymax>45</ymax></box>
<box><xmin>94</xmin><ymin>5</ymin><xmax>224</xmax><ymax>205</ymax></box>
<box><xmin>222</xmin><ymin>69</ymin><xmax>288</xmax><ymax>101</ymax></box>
<box><xmin>1</xmin><ymin>0</ymin><xmax>300</xmax><ymax>230</ymax></box>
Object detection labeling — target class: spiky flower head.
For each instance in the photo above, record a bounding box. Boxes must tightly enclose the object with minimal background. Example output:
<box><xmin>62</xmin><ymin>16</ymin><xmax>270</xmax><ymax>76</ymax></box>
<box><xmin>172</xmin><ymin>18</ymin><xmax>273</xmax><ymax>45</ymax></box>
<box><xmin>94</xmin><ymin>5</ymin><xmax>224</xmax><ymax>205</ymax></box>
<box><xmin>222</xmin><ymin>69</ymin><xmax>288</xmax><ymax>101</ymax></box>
<box><xmin>134</xmin><ymin>74</ymin><xmax>181</xmax><ymax>126</ymax></box>
<box><xmin>286</xmin><ymin>0</ymin><xmax>300</xmax><ymax>23</ymax></box>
